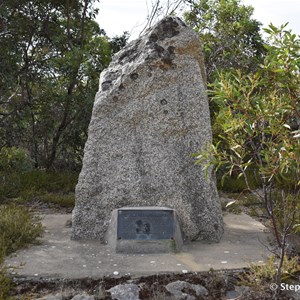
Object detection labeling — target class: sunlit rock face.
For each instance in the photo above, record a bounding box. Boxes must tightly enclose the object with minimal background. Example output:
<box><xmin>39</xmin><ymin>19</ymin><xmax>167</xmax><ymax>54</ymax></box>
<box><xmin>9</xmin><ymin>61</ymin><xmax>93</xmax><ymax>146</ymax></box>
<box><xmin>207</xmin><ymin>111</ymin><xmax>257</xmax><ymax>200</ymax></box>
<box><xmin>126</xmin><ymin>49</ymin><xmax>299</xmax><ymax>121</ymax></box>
<box><xmin>71</xmin><ymin>16</ymin><xmax>223</xmax><ymax>242</ymax></box>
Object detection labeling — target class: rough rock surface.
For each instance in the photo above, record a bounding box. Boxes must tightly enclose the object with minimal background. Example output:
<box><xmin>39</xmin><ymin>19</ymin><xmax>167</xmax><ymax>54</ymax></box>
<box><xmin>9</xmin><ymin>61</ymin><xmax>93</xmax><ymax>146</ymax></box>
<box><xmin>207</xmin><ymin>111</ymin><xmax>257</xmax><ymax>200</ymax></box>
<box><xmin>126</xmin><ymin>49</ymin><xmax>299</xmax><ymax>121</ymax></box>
<box><xmin>71</xmin><ymin>295</ymin><xmax>95</xmax><ymax>300</ymax></box>
<box><xmin>108</xmin><ymin>283</ymin><xmax>140</xmax><ymax>300</ymax></box>
<box><xmin>36</xmin><ymin>295</ymin><xmax>62</xmax><ymax>300</ymax></box>
<box><xmin>72</xmin><ymin>16</ymin><xmax>223</xmax><ymax>241</ymax></box>
<box><xmin>37</xmin><ymin>295</ymin><xmax>94</xmax><ymax>300</ymax></box>
<box><xmin>165</xmin><ymin>280</ymin><xmax>208</xmax><ymax>300</ymax></box>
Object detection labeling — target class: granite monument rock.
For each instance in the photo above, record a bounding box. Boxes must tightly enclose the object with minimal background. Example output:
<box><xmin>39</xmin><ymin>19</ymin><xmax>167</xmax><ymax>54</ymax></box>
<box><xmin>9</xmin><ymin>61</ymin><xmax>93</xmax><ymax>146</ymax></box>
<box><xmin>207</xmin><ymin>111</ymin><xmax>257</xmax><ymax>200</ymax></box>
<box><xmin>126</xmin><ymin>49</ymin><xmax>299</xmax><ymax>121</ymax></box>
<box><xmin>72</xmin><ymin>16</ymin><xmax>223</xmax><ymax>242</ymax></box>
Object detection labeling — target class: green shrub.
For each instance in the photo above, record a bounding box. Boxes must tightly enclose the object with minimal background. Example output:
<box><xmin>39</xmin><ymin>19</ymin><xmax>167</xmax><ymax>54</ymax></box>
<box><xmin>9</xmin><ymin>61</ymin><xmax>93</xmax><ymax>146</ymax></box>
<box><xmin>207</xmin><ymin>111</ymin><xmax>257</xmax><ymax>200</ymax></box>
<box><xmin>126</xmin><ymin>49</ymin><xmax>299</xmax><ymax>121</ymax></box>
<box><xmin>0</xmin><ymin>170</ymin><xmax>78</xmax><ymax>205</ymax></box>
<box><xmin>0</xmin><ymin>172</ymin><xmax>22</xmax><ymax>202</ymax></box>
<box><xmin>0</xmin><ymin>205</ymin><xmax>43</xmax><ymax>299</ymax></box>
<box><xmin>0</xmin><ymin>147</ymin><xmax>33</xmax><ymax>173</ymax></box>
<box><xmin>216</xmin><ymin>168</ymin><xmax>261</xmax><ymax>193</ymax></box>
<box><xmin>0</xmin><ymin>205</ymin><xmax>44</xmax><ymax>256</ymax></box>
<box><xmin>19</xmin><ymin>170</ymin><xmax>78</xmax><ymax>194</ymax></box>
<box><xmin>240</xmin><ymin>255</ymin><xmax>300</xmax><ymax>288</ymax></box>
<box><xmin>0</xmin><ymin>265</ymin><xmax>13</xmax><ymax>300</ymax></box>
<box><xmin>0</xmin><ymin>147</ymin><xmax>33</xmax><ymax>202</ymax></box>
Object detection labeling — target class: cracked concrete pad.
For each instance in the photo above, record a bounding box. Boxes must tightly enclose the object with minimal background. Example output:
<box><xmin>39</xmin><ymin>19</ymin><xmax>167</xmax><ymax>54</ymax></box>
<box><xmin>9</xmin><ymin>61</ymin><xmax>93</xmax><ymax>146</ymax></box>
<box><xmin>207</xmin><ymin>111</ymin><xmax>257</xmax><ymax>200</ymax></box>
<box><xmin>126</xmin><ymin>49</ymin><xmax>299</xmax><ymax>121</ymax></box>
<box><xmin>5</xmin><ymin>213</ymin><xmax>270</xmax><ymax>279</ymax></box>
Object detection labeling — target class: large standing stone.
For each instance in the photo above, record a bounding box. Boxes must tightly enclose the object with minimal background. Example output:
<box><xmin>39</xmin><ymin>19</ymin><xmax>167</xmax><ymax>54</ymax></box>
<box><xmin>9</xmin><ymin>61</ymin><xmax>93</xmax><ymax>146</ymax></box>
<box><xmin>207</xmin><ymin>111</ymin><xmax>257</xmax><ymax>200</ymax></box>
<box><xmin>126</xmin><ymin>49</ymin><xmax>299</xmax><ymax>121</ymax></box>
<box><xmin>71</xmin><ymin>16</ymin><xmax>223</xmax><ymax>242</ymax></box>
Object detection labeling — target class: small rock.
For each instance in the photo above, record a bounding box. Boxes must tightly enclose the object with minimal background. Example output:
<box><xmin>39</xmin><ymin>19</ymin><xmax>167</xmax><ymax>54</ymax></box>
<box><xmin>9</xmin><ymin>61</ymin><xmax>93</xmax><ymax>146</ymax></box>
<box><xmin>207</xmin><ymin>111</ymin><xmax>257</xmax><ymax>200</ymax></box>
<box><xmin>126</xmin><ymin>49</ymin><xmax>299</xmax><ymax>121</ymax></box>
<box><xmin>226</xmin><ymin>290</ymin><xmax>240</xmax><ymax>299</ymax></box>
<box><xmin>193</xmin><ymin>285</ymin><xmax>209</xmax><ymax>297</ymax></box>
<box><xmin>166</xmin><ymin>281</ymin><xmax>208</xmax><ymax>300</ymax></box>
<box><xmin>234</xmin><ymin>285</ymin><xmax>251</xmax><ymax>296</ymax></box>
<box><xmin>108</xmin><ymin>283</ymin><xmax>140</xmax><ymax>300</ymax></box>
<box><xmin>113</xmin><ymin>271</ymin><xmax>119</xmax><ymax>275</ymax></box>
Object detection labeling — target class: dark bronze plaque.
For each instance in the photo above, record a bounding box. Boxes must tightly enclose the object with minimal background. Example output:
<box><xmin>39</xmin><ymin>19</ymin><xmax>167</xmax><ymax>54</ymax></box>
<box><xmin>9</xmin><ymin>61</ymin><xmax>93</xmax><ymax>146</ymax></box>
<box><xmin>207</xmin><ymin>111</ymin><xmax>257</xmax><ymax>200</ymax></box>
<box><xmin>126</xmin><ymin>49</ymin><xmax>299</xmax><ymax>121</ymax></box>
<box><xmin>117</xmin><ymin>209</ymin><xmax>174</xmax><ymax>240</ymax></box>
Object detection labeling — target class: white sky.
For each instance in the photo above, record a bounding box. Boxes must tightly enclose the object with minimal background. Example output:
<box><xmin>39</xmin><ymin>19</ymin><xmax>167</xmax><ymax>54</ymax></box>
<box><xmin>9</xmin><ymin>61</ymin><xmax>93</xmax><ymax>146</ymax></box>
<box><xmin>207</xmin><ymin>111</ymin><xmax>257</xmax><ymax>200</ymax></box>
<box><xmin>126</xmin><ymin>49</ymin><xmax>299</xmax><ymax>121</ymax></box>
<box><xmin>96</xmin><ymin>0</ymin><xmax>300</xmax><ymax>40</ymax></box>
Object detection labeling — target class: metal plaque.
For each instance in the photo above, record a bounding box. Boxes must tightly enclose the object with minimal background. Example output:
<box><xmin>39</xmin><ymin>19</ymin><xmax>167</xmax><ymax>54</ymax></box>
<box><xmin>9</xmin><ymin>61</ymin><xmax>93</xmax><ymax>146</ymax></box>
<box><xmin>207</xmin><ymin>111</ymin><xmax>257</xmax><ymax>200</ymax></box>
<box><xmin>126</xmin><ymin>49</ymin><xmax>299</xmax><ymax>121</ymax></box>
<box><xmin>117</xmin><ymin>209</ymin><xmax>174</xmax><ymax>240</ymax></box>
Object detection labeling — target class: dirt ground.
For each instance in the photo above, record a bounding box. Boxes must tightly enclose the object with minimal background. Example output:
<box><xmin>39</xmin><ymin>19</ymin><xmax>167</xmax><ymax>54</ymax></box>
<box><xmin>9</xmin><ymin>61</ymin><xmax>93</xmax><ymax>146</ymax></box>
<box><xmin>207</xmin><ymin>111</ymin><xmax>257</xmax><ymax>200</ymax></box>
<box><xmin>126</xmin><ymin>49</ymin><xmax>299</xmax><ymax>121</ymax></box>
<box><xmin>11</xmin><ymin>270</ymin><xmax>282</xmax><ymax>300</ymax></box>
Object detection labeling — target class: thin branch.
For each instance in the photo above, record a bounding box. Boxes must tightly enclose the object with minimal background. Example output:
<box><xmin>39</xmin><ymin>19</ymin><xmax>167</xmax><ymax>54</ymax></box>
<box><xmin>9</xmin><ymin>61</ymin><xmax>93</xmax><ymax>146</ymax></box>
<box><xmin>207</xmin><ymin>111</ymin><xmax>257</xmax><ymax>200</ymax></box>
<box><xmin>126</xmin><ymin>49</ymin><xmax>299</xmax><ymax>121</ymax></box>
<box><xmin>139</xmin><ymin>0</ymin><xmax>185</xmax><ymax>36</ymax></box>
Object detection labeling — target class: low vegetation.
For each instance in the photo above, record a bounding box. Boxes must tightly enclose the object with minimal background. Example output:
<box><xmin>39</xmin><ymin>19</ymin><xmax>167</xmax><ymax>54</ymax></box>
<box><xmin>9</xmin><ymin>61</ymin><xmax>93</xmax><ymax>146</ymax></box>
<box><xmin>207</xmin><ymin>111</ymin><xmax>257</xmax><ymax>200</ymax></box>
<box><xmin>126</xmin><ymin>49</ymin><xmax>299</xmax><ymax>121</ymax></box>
<box><xmin>0</xmin><ymin>148</ymin><xmax>74</xmax><ymax>298</ymax></box>
<box><xmin>0</xmin><ymin>205</ymin><xmax>44</xmax><ymax>299</ymax></box>
<box><xmin>0</xmin><ymin>205</ymin><xmax>44</xmax><ymax>256</ymax></box>
<box><xmin>240</xmin><ymin>255</ymin><xmax>300</xmax><ymax>288</ymax></box>
<box><xmin>0</xmin><ymin>146</ymin><xmax>78</xmax><ymax>208</ymax></box>
<box><xmin>1</xmin><ymin>170</ymin><xmax>77</xmax><ymax>208</ymax></box>
<box><xmin>0</xmin><ymin>265</ymin><xmax>13</xmax><ymax>300</ymax></box>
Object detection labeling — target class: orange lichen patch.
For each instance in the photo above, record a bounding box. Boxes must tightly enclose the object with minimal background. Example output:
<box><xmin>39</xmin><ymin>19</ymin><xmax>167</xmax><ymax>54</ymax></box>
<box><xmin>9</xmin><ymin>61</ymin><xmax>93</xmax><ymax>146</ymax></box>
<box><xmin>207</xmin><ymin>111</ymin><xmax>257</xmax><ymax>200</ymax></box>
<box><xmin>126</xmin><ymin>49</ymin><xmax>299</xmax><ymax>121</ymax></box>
<box><xmin>150</xmin><ymin>59</ymin><xmax>175</xmax><ymax>71</ymax></box>
<box><xmin>175</xmin><ymin>41</ymin><xmax>207</xmax><ymax>84</ymax></box>
<box><xmin>175</xmin><ymin>40</ymin><xmax>201</xmax><ymax>57</ymax></box>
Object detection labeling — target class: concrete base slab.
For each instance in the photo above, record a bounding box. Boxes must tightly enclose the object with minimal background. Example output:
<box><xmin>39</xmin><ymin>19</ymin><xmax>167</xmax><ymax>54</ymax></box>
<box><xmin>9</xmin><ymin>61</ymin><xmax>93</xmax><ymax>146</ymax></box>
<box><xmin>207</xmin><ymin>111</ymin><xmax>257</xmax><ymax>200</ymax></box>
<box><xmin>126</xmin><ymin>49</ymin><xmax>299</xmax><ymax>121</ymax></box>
<box><xmin>5</xmin><ymin>213</ymin><xmax>271</xmax><ymax>279</ymax></box>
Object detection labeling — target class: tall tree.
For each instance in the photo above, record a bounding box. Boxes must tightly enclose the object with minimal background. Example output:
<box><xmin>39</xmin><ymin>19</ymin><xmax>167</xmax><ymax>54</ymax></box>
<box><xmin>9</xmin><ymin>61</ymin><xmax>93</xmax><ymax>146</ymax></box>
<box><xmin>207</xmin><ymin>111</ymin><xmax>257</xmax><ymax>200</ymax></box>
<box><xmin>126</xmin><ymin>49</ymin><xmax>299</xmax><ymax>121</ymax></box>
<box><xmin>0</xmin><ymin>0</ymin><xmax>122</xmax><ymax>169</ymax></box>
<box><xmin>184</xmin><ymin>0</ymin><xmax>265</xmax><ymax>81</ymax></box>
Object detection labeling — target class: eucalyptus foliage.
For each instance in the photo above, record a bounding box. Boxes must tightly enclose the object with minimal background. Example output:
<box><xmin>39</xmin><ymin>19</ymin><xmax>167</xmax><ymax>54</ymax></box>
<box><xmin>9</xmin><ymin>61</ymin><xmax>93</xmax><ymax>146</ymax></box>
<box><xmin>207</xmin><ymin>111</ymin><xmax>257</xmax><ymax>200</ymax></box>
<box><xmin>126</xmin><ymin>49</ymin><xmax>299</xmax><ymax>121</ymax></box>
<box><xmin>196</xmin><ymin>24</ymin><xmax>300</xmax><ymax>245</ymax></box>
<box><xmin>184</xmin><ymin>0</ymin><xmax>265</xmax><ymax>81</ymax></box>
<box><xmin>0</xmin><ymin>0</ymin><xmax>127</xmax><ymax>169</ymax></box>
